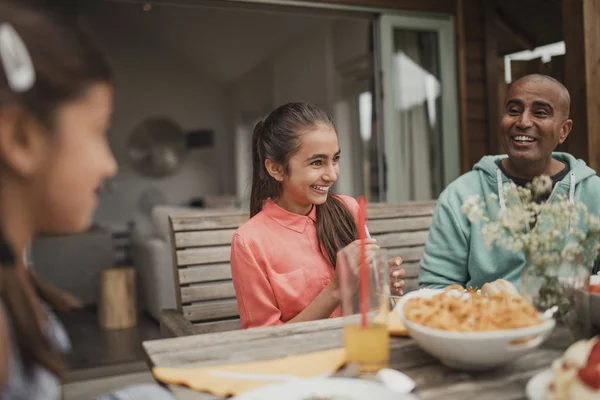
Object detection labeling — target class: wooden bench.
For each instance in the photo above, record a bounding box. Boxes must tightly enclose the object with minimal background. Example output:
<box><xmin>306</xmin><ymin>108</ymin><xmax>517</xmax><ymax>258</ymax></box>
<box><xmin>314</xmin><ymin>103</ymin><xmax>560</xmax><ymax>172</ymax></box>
<box><xmin>160</xmin><ymin>200</ymin><xmax>437</xmax><ymax>337</ymax></box>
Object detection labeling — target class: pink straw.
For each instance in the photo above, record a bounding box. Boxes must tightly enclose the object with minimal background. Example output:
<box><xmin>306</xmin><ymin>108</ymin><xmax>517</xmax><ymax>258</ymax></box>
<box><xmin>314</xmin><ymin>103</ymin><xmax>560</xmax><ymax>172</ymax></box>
<box><xmin>357</xmin><ymin>196</ymin><xmax>369</xmax><ymax>328</ymax></box>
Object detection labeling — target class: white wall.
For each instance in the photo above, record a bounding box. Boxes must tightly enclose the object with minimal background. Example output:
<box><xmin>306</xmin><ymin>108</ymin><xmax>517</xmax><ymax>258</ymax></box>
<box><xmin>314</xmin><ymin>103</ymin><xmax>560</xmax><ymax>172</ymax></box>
<box><xmin>80</xmin><ymin>7</ymin><xmax>233</xmax><ymax>231</ymax></box>
<box><xmin>231</xmin><ymin>21</ymin><xmax>347</xmax><ymax>203</ymax></box>
<box><xmin>230</xmin><ymin>21</ymin><xmax>335</xmax><ymax>113</ymax></box>
<box><xmin>230</xmin><ymin>59</ymin><xmax>274</xmax><ymax>208</ymax></box>
<box><xmin>272</xmin><ymin>22</ymin><xmax>335</xmax><ymax>112</ymax></box>
<box><xmin>332</xmin><ymin>19</ymin><xmax>371</xmax><ymax>197</ymax></box>
<box><xmin>332</xmin><ymin>19</ymin><xmax>371</xmax><ymax>67</ymax></box>
<box><xmin>334</xmin><ymin>99</ymin><xmax>361</xmax><ymax>196</ymax></box>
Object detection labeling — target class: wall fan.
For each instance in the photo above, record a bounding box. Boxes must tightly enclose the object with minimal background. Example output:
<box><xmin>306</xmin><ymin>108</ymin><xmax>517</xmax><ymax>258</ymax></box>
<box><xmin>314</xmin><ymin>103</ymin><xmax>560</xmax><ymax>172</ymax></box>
<box><xmin>127</xmin><ymin>117</ymin><xmax>187</xmax><ymax>178</ymax></box>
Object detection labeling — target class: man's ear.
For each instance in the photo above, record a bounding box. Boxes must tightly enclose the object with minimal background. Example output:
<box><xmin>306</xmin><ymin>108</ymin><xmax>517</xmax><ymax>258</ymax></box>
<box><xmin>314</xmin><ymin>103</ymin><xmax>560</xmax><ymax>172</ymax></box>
<box><xmin>0</xmin><ymin>106</ymin><xmax>48</xmax><ymax>177</ymax></box>
<box><xmin>558</xmin><ymin>119</ymin><xmax>573</xmax><ymax>144</ymax></box>
<box><xmin>265</xmin><ymin>159</ymin><xmax>285</xmax><ymax>182</ymax></box>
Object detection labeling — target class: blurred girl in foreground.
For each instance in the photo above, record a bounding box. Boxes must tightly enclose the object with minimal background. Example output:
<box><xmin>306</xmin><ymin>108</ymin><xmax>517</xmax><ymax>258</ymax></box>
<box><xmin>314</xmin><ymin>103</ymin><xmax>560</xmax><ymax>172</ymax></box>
<box><xmin>0</xmin><ymin>3</ymin><xmax>172</xmax><ymax>399</ymax></box>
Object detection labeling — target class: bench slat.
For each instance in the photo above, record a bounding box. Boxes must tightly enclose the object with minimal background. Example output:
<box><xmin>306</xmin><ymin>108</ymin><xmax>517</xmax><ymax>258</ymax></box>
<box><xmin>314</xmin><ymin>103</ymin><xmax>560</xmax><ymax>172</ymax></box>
<box><xmin>175</xmin><ymin>229</ymin><xmax>236</xmax><ymax>248</ymax></box>
<box><xmin>368</xmin><ymin>204</ymin><xmax>436</xmax><ymax>219</ymax></box>
<box><xmin>171</xmin><ymin>213</ymin><xmax>248</xmax><ymax>232</ymax></box>
<box><xmin>193</xmin><ymin>319</ymin><xmax>242</xmax><ymax>334</ymax></box>
<box><xmin>384</xmin><ymin>246</ymin><xmax>425</xmax><ymax>263</ymax></box>
<box><xmin>373</xmin><ymin>231</ymin><xmax>430</xmax><ymax>248</ymax></box>
<box><xmin>401</xmin><ymin>262</ymin><xmax>420</xmax><ymax>279</ymax></box>
<box><xmin>403</xmin><ymin>278</ymin><xmax>420</xmax><ymax>293</ymax></box>
<box><xmin>177</xmin><ymin>246</ymin><xmax>231</xmax><ymax>266</ymax></box>
<box><xmin>181</xmin><ymin>281</ymin><xmax>236</xmax><ymax>303</ymax></box>
<box><xmin>183</xmin><ymin>299</ymin><xmax>239</xmax><ymax>322</ymax></box>
<box><xmin>178</xmin><ymin>263</ymin><xmax>232</xmax><ymax>284</ymax></box>
<box><xmin>368</xmin><ymin>216</ymin><xmax>433</xmax><ymax>234</ymax></box>
<box><xmin>368</xmin><ymin>200</ymin><xmax>436</xmax><ymax>208</ymax></box>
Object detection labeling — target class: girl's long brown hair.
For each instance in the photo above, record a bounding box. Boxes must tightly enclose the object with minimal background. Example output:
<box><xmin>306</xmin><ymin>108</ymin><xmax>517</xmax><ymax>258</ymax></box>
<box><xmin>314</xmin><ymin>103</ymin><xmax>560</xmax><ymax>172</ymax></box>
<box><xmin>250</xmin><ymin>102</ymin><xmax>357</xmax><ymax>266</ymax></box>
<box><xmin>0</xmin><ymin>3</ymin><xmax>111</xmax><ymax>380</ymax></box>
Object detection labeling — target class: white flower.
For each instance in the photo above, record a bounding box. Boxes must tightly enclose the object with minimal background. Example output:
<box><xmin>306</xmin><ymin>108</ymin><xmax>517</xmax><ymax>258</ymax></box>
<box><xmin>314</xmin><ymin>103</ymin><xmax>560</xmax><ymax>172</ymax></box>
<box><xmin>461</xmin><ymin>195</ymin><xmax>487</xmax><ymax>223</ymax></box>
<box><xmin>561</xmin><ymin>243</ymin><xmax>584</xmax><ymax>263</ymax></box>
<box><xmin>481</xmin><ymin>224</ymin><xmax>503</xmax><ymax>248</ymax></box>
<box><xmin>530</xmin><ymin>175</ymin><xmax>553</xmax><ymax>197</ymax></box>
<box><xmin>460</xmin><ymin>174</ymin><xmax>600</xmax><ymax>268</ymax></box>
<box><xmin>586</xmin><ymin>215</ymin><xmax>600</xmax><ymax>233</ymax></box>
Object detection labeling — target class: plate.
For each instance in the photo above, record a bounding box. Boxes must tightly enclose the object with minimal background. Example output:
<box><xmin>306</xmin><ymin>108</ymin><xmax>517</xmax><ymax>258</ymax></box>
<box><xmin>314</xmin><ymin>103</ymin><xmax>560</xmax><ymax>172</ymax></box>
<box><xmin>526</xmin><ymin>368</ymin><xmax>553</xmax><ymax>400</ymax></box>
<box><xmin>232</xmin><ymin>378</ymin><xmax>418</xmax><ymax>400</ymax></box>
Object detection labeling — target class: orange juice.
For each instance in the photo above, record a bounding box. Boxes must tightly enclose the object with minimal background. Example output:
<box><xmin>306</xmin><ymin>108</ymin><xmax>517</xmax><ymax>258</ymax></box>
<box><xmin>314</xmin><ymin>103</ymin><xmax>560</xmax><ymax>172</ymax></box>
<box><xmin>344</xmin><ymin>323</ymin><xmax>389</xmax><ymax>371</ymax></box>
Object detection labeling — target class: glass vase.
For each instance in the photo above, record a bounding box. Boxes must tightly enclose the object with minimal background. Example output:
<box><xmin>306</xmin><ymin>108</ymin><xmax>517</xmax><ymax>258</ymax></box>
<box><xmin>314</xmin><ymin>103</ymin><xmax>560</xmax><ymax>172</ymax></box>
<box><xmin>521</xmin><ymin>261</ymin><xmax>590</xmax><ymax>340</ymax></box>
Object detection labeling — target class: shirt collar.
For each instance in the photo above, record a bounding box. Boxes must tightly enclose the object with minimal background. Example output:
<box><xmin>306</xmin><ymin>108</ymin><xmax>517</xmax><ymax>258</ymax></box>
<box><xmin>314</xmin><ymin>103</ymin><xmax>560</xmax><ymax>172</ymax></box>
<box><xmin>263</xmin><ymin>198</ymin><xmax>317</xmax><ymax>233</ymax></box>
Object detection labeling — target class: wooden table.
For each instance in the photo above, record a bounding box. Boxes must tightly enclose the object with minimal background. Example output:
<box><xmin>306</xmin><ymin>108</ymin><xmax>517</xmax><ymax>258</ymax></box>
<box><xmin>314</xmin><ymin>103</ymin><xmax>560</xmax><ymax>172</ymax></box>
<box><xmin>143</xmin><ymin>317</ymin><xmax>572</xmax><ymax>400</ymax></box>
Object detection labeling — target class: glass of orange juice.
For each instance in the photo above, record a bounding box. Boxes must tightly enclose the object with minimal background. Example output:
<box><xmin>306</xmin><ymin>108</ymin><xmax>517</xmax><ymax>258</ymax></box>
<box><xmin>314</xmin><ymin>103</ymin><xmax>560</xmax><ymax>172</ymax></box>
<box><xmin>339</xmin><ymin>247</ymin><xmax>390</xmax><ymax>372</ymax></box>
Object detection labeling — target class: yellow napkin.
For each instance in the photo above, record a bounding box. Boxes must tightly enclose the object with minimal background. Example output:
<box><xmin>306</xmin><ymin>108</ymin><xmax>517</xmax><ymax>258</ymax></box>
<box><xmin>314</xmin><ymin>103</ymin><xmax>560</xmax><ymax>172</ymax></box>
<box><xmin>152</xmin><ymin>348</ymin><xmax>346</xmax><ymax>396</ymax></box>
<box><xmin>387</xmin><ymin>309</ymin><xmax>408</xmax><ymax>336</ymax></box>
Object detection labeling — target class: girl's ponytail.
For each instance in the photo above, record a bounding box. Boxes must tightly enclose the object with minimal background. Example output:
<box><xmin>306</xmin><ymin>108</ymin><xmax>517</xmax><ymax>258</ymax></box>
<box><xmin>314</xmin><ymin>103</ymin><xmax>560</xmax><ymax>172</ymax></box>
<box><xmin>250</xmin><ymin>119</ymin><xmax>279</xmax><ymax>217</ymax></box>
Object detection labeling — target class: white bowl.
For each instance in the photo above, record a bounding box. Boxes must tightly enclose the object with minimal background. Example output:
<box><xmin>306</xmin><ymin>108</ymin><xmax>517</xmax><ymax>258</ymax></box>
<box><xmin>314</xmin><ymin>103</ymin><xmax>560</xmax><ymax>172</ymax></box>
<box><xmin>395</xmin><ymin>289</ymin><xmax>556</xmax><ymax>371</ymax></box>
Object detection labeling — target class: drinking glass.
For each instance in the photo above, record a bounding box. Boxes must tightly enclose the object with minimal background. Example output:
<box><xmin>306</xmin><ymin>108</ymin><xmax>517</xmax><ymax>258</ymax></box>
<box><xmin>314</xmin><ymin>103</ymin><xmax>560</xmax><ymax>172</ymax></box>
<box><xmin>339</xmin><ymin>247</ymin><xmax>390</xmax><ymax>372</ymax></box>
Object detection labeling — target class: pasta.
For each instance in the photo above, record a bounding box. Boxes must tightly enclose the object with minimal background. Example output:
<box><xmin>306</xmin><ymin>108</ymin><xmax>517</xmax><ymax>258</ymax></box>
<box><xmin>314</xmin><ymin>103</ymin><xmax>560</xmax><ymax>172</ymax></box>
<box><xmin>403</xmin><ymin>286</ymin><xmax>542</xmax><ymax>331</ymax></box>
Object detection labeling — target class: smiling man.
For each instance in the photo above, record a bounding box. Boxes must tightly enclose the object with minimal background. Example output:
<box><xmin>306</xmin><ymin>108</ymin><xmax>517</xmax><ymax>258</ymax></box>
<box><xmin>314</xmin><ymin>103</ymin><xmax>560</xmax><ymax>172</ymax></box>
<box><xmin>419</xmin><ymin>74</ymin><xmax>600</xmax><ymax>290</ymax></box>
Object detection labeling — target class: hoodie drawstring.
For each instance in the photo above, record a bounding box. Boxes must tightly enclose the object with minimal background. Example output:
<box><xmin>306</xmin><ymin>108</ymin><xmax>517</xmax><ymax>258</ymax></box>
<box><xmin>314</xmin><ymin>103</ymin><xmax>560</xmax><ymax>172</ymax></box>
<box><xmin>569</xmin><ymin>172</ymin><xmax>575</xmax><ymax>203</ymax></box>
<box><xmin>496</xmin><ymin>168</ymin><xmax>506</xmax><ymax>211</ymax></box>
<box><xmin>568</xmin><ymin>172</ymin><xmax>576</xmax><ymax>233</ymax></box>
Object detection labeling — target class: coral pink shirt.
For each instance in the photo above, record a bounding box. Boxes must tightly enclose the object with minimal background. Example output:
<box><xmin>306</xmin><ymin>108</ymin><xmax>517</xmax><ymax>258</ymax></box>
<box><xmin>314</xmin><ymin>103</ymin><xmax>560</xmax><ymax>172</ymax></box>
<box><xmin>230</xmin><ymin>195</ymin><xmax>359</xmax><ymax>329</ymax></box>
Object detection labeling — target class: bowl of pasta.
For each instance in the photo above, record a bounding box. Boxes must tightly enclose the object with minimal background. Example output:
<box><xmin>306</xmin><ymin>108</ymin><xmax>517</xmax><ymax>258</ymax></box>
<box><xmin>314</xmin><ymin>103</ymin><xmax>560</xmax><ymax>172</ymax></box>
<box><xmin>395</xmin><ymin>284</ymin><xmax>556</xmax><ymax>371</ymax></box>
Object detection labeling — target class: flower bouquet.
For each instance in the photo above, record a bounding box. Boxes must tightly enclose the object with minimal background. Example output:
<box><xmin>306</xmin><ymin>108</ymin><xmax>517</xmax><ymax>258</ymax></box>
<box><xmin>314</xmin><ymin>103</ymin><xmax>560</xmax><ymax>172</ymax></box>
<box><xmin>461</xmin><ymin>175</ymin><xmax>600</xmax><ymax>330</ymax></box>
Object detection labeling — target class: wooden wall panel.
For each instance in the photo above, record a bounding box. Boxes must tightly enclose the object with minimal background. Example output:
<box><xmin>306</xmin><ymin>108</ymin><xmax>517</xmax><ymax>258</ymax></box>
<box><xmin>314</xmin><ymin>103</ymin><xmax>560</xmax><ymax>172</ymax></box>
<box><xmin>483</xmin><ymin>0</ymin><xmax>499</xmax><ymax>156</ymax></box>
<box><xmin>456</xmin><ymin>0</ymin><xmax>469</xmax><ymax>174</ymax></box>
<box><xmin>563</xmin><ymin>0</ymin><xmax>600</xmax><ymax>172</ymax></box>
<box><xmin>461</xmin><ymin>0</ymin><xmax>489</xmax><ymax>170</ymax></box>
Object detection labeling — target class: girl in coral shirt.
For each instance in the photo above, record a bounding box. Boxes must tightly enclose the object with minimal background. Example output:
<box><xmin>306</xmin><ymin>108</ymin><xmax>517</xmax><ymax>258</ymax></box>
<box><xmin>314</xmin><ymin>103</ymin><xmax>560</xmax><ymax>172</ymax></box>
<box><xmin>230</xmin><ymin>102</ymin><xmax>405</xmax><ymax>329</ymax></box>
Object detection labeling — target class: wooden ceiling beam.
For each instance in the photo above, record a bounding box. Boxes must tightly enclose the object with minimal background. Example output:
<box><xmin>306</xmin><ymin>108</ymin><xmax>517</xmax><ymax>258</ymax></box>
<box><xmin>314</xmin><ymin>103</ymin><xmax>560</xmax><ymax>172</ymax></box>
<box><xmin>495</xmin><ymin>7</ymin><xmax>536</xmax><ymax>51</ymax></box>
<box><xmin>253</xmin><ymin>0</ymin><xmax>456</xmax><ymax>13</ymax></box>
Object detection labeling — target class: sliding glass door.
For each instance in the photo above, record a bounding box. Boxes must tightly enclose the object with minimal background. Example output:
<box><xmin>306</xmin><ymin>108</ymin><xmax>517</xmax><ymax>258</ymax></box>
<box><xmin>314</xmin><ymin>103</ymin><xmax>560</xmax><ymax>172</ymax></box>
<box><xmin>378</xmin><ymin>14</ymin><xmax>459</xmax><ymax>202</ymax></box>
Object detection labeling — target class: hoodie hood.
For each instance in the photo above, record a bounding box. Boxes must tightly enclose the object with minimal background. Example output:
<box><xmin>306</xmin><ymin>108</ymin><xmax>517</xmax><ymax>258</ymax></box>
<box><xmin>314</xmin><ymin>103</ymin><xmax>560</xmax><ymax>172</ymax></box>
<box><xmin>473</xmin><ymin>152</ymin><xmax>596</xmax><ymax>184</ymax></box>
<box><xmin>472</xmin><ymin>152</ymin><xmax>597</xmax><ymax>210</ymax></box>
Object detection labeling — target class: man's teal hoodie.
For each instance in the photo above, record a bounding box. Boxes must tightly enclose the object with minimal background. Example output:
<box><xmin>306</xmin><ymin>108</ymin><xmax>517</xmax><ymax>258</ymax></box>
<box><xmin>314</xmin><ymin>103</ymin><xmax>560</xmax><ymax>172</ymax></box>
<box><xmin>419</xmin><ymin>152</ymin><xmax>600</xmax><ymax>290</ymax></box>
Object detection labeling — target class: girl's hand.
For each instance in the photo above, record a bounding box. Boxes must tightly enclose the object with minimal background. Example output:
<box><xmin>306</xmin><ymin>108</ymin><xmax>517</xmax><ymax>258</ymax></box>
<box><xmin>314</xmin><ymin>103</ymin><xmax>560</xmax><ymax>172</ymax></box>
<box><xmin>333</xmin><ymin>239</ymin><xmax>379</xmax><ymax>293</ymax></box>
<box><xmin>388</xmin><ymin>257</ymin><xmax>405</xmax><ymax>296</ymax></box>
